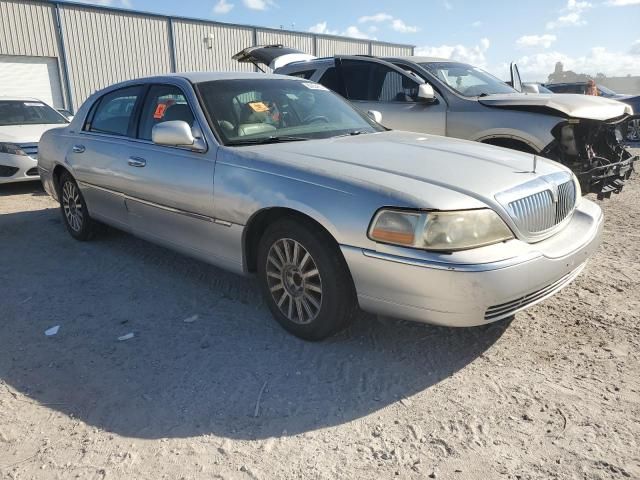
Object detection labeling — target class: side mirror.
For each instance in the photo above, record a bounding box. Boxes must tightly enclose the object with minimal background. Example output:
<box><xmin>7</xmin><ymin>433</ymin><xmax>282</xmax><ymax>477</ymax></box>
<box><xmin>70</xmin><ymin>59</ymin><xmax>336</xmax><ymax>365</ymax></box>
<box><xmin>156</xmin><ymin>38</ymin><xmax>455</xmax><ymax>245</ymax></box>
<box><xmin>152</xmin><ymin>121</ymin><xmax>195</xmax><ymax>147</ymax></box>
<box><xmin>417</xmin><ymin>83</ymin><xmax>436</xmax><ymax>102</ymax></box>
<box><xmin>367</xmin><ymin>110</ymin><xmax>383</xmax><ymax>123</ymax></box>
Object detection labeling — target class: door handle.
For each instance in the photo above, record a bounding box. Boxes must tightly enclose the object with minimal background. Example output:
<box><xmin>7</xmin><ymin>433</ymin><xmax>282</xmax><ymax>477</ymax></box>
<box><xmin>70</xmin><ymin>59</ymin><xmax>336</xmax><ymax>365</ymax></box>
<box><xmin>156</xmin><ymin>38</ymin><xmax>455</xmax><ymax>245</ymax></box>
<box><xmin>72</xmin><ymin>144</ymin><xmax>85</xmax><ymax>153</ymax></box>
<box><xmin>128</xmin><ymin>156</ymin><xmax>146</xmax><ymax>167</ymax></box>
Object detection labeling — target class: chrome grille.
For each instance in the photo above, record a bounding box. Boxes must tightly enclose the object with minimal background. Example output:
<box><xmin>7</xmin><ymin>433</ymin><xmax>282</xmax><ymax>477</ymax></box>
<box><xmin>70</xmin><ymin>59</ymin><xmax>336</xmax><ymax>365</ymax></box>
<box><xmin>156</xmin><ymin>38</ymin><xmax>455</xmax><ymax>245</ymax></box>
<box><xmin>506</xmin><ymin>179</ymin><xmax>576</xmax><ymax>238</ymax></box>
<box><xmin>18</xmin><ymin>143</ymin><xmax>38</xmax><ymax>158</ymax></box>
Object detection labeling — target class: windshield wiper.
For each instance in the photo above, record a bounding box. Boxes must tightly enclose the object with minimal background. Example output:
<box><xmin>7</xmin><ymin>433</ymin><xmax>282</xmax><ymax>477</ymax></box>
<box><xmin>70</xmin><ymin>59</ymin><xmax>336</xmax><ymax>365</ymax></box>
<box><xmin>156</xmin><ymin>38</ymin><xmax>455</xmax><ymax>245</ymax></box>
<box><xmin>334</xmin><ymin>130</ymin><xmax>370</xmax><ymax>138</ymax></box>
<box><xmin>227</xmin><ymin>135</ymin><xmax>309</xmax><ymax>146</ymax></box>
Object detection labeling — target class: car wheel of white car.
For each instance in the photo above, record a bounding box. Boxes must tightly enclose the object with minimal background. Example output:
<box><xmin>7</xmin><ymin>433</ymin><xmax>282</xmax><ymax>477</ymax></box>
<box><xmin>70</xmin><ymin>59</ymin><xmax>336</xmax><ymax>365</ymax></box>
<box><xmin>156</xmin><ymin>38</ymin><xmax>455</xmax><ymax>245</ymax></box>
<box><xmin>257</xmin><ymin>218</ymin><xmax>357</xmax><ymax>341</ymax></box>
<box><xmin>59</xmin><ymin>172</ymin><xmax>98</xmax><ymax>241</ymax></box>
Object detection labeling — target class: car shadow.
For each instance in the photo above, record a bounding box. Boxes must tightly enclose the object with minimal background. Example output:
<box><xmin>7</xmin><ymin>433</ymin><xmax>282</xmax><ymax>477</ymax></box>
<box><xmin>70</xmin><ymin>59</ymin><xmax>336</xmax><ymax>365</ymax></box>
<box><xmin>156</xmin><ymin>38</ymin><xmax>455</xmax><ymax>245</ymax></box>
<box><xmin>0</xmin><ymin>181</ymin><xmax>47</xmax><ymax>197</ymax></box>
<box><xmin>0</xmin><ymin>207</ymin><xmax>509</xmax><ymax>440</ymax></box>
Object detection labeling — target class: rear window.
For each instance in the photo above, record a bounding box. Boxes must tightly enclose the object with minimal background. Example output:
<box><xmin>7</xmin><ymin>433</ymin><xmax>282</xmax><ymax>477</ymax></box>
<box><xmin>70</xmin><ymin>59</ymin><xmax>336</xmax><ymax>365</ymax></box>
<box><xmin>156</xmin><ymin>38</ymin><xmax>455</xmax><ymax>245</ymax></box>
<box><xmin>88</xmin><ymin>86</ymin><xmax>142</xmax><ymax>136</ymax></box>
<box><xmin>289</xmin><ymin>70</ymin><xmax>316</xmax><ymax>80</ymax></box>
<box><xmin>0</xmin><ymin>101</ymin><xmax>67</xmax><ymax>126</ymax></box>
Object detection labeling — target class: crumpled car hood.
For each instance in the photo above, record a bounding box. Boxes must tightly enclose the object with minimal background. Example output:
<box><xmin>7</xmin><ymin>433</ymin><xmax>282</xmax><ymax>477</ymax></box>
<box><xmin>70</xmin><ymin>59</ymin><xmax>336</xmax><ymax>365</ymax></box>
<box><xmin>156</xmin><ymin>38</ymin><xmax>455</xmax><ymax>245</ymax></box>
<box><xmin>478</xmin><ymin>93</ymin><xmax>633</xmax><ymax>120</ymax></box>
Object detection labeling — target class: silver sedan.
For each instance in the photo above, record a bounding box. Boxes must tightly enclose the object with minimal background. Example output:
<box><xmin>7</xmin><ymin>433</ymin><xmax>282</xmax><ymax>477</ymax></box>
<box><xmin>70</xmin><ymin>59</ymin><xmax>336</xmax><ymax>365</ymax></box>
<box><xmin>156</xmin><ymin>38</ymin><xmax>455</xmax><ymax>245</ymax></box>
<box><xmin>38</xmin><ymin>72</ymin><xmax>602</xmax><ymax>340</ymax></box>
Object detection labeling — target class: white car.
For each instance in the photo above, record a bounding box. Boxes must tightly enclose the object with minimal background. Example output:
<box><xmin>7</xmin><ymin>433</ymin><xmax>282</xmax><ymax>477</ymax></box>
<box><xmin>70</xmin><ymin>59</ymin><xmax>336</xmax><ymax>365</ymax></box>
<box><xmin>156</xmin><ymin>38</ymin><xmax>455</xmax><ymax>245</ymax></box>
<box><xmin>0</xmin><ymin>97</ymin><xmax>68</xmax><ymax>184</ymax></box>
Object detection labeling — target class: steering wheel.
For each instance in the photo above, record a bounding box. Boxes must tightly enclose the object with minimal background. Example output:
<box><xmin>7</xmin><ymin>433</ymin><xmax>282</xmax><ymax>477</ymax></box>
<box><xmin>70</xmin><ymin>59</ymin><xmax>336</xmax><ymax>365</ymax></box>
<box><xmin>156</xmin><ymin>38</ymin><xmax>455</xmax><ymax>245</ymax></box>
<box><xmin>303</xmin><ymin>115</ymin><xmax>330</xmax><ymax>124</ymax></box>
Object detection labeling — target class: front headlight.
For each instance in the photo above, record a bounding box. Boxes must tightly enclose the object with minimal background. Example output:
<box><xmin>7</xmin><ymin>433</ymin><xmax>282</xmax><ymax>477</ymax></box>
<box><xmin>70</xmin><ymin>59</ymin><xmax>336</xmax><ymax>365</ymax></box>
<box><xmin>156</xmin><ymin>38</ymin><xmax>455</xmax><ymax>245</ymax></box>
<box><xmin>369</xmin><ymin>208</ymin><xmax>514</xmax><ymax>251</ymax></box>
<box><xmin>0</xmin><ymin>143</ymin><xmax>27</xmax><ymax>156</ymax></box>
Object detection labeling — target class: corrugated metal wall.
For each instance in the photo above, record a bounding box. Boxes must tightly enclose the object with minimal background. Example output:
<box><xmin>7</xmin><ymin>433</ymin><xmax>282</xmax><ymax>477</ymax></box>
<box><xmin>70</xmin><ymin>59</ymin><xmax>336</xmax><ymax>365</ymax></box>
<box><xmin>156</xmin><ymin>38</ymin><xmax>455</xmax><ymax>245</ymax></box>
<box><xmin>316</xmin><ymin>36</ymin><xmax>370</xmax><ymax>57</ymax></box>
<box><xmin>0</xmin><ymin>0</ymin><xmax>59</xmax><ymax>57</ymax></box>
<box><xmin>256</xmin><ymin>29</ymin><xmax>314</xmax><ymax>55</ymax></box>
<box><xmin>0</xmin><ymin>0</ymin><xmax>414</xmax><ymax>110</ymax></box>
<box><xmin>173</xmin><ymin>20</ymin><xmax>254</xmax><ymax>73</ymax></box>
<box><xmin>59</xmin><ymin>5</ymin><xmax>172</xmax><ymax>109</ymax></box>
<box><xmin>372</xmin><ymin>43</ymin><xmax>413</xmax><ymax>57</ymax></box>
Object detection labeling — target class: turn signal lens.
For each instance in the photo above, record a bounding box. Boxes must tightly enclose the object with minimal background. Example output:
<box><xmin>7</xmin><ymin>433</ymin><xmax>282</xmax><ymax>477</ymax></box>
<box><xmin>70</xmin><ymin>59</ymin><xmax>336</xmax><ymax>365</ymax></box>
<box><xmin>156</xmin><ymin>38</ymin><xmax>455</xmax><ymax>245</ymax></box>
<box><xmin>369</xmin><ymin>210</ymin><xmax>420</xmax><ymax>246</ymax></box>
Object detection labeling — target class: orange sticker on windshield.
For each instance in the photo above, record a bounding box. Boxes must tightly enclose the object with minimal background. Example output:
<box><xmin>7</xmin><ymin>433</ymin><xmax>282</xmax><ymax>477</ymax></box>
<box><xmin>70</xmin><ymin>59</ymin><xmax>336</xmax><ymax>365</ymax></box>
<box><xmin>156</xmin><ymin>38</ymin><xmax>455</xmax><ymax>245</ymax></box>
<box><xmin>154</xmin><ymin>103</ymin><xmax>167</xmax><ymax>119</ymax></box>
<box><xmin>248</xmin><ymin>101</ymin><xmax>270</xmax><ymax>113</ymax></box>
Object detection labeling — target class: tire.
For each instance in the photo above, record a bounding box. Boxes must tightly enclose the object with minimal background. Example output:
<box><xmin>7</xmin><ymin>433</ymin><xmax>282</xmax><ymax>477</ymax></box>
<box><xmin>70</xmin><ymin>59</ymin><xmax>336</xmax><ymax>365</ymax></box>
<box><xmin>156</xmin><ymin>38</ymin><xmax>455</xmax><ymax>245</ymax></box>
<box><xmin>257</xmin><ymin>218</ymin><xmax>357</xmax><ymax>341</ymax></box>
<box><xmin>58</xmin><ymin>171</ymin><xmax>98</xmax><ymax>241</ymax></box>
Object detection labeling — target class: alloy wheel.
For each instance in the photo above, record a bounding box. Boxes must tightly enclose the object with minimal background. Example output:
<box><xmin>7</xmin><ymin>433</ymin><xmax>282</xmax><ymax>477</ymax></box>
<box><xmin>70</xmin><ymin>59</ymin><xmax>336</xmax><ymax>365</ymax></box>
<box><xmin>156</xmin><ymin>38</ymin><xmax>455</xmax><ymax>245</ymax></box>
<box><xmin>266</xmin><ymin>238</ymin><xmax>323</xmax><ymax>325</ymax></box>
<box><xmin>62</xmin><ymin>181</ymin><xmax>83</xmax><ymax>232</ymax></box>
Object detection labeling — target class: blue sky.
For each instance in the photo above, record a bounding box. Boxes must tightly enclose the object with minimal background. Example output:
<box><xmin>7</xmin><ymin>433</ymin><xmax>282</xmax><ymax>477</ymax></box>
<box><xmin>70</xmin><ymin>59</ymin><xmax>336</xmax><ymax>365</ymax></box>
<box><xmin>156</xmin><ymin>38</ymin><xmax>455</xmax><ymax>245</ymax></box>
<box><xmin>73</xmin><ymin>0</ymin><xmax>640</xmax><ymax>81</ymax></box>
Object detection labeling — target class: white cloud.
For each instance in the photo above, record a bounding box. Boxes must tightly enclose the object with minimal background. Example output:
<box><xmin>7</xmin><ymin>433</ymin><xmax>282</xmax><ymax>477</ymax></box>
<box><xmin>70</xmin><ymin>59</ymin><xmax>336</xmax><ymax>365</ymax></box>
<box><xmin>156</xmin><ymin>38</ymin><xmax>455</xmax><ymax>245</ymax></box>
<box><xmin>391</xmin><ymin>19</ymin><xmax>419</xmax><ymax>33</ymax></box>
<box><xmin>516</xmin><ymin>34</ymin><xmax>557</xmax><ymax>48</ymax></box>
<box><xmin>308</xmin><ymin>22</ymin><xmax>370</xmax><ymax>39</ymax></box>
<box><xmin>507</xmin><ymin>46</ymin><xmax>640</xmax><ymax>82</ymax></box>
<box><xmin>416</xmin><ymin>38</ymin><xmax>491</xmax><ymax>68</ymax></box>
<box><xmin>547</xmin><ymin>0</ymin><xmax>592</xmax><ymax>29</ymax></box>
<box><xmin>471</xmin><ymin>20</ymin><xmax>482</xmax><ymax>27</ymax></box>
<box><xmin>358</xmin><ymin>13</ymin><xmax>393</xmax><ymax>23</ymax></box>
<box><xmin>444</xmin><ymin>0</ymin><xmax>453</xmax><ymax>9</ymax></box>
<box><xmin>357</xmin><ymin>12</ymin><xmax>418</xmax><ymax>33</ymax></box>
<box><xmin>607</xmin><ymin>0</ymin><xmax>640</xmax><ymax>4</ymax></box>
<box><xmin>308</xmin><ymin>21</ymin><xmax>337</xmax><ymax>35</ymax></box>
<box><xmin>343</xmin><ymin>25</ymin><xmax>370</xmax><ymax>39</ymax></box>
<box><xmin>213</xmin><ymin>0</ymin><xmax>234</xmax><ymax>14</ymax></box>
<box><xmin>242</xmin><ymin>0</ymin><xmax>274</xmax><ymax>10</ymax></box>
<box><xmin>630</xmin><ymin>39</ymin><xmax>640</xmax><ymax>55</ymax></box>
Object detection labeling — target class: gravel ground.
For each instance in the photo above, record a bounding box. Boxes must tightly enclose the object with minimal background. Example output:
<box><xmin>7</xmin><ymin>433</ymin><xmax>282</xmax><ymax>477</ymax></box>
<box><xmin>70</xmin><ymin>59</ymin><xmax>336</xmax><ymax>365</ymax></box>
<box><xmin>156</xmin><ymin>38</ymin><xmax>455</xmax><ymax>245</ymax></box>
<box><xmin>0</xmin><ymin>160</ymin><xmax>639</xmax><ymax>480</ymax></box>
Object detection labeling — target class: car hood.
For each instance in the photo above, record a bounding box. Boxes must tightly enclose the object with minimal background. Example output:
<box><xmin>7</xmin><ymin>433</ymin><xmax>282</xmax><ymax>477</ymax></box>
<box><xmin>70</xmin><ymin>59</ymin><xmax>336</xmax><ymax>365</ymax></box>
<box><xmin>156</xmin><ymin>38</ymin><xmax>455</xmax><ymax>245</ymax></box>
<box><xmin>478</xmin><ymin>93</ymin><xmax>633</xmax><ymax>120</ymax></box>
<box><xmin>0</xmin><ymin>124</ymin><xmax>65</xmax><ymax>143</ymax></box>
<box><xmin>240</xmin><ymin>130</ymin><xmax>569</xmax><ymax>210</ymax></box>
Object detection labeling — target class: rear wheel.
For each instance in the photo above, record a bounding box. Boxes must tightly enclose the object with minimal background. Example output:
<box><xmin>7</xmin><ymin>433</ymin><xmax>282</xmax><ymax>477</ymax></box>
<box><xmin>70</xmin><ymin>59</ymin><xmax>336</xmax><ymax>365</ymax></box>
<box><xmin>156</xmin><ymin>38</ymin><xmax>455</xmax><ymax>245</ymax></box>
<box><xmin>58</xmin><ymin>172</ymin><xmax>98</xmax><ymax>241</ymax></box>
<box><xmin>257</xmin><ymin>218</ymin><xmax>356</xmax><ymax>341</ymax></box>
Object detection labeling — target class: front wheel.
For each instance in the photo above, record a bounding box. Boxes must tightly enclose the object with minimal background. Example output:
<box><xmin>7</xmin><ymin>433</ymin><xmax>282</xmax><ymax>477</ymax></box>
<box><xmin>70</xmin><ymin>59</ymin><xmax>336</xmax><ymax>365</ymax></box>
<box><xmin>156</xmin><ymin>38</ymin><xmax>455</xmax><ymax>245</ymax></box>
<box><xmin>257</xmin><ymin>218</ymin><xmax>356</xmax><ymax>341</ymax></box>
<box><xmin>58</xmin><ymin>172</ymin><xmax>98</xmax><ymax>241</ymax></box>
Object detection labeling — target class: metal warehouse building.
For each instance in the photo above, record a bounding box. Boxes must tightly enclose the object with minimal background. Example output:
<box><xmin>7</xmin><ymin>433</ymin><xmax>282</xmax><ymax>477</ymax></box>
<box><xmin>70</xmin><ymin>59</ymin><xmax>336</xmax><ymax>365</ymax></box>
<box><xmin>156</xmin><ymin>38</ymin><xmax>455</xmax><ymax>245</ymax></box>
<box><xmin>0</xmin><ymin>0</ymin><xmax>414</xmax><ymax>112</ymax></box>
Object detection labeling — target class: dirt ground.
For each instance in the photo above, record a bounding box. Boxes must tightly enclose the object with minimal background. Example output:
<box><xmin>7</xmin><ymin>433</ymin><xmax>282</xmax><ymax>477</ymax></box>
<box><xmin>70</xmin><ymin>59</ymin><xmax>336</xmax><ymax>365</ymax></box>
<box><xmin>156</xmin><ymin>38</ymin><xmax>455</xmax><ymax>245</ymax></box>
<box><xmin>1</xmin><ymin>160</ymin><xmax>639</xmax><ymax>480</ymax></box>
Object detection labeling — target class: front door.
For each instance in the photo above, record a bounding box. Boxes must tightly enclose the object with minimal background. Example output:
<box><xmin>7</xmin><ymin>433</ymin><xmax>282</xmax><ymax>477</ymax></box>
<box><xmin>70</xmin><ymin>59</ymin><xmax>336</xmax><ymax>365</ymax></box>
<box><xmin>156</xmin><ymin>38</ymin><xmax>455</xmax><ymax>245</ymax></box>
<box><xmin>116</xmin><ymin>83</ymin><xmax>224</xmax><ymax>263</ymax></box>
<box><xmin>334</xmin><ymin>58</ymin><xmax>447</xmax><ymax>136</ymax></box>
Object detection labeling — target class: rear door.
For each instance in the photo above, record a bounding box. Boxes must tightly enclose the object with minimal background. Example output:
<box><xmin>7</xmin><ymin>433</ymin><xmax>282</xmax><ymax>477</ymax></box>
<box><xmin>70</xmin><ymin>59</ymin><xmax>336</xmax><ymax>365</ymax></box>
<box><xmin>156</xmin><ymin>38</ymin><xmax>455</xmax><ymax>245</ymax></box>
<box><xmin>69</xmin><ymin>85</ymin><xmax>145</xmax><ymax>230</ymax></box>
<box><xmin>334</xmin><ymin>57</ymin><xmax>447</xmax><ymax>135</ymax></box>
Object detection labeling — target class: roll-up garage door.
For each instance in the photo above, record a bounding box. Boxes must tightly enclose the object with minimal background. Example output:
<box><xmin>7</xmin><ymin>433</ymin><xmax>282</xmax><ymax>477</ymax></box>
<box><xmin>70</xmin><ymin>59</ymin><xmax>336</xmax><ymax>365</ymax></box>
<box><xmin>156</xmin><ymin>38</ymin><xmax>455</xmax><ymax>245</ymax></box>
<box><xmin>0</xmin><ymin>55</ymin><xmax>64</xmax><ymax>108</ymax></box>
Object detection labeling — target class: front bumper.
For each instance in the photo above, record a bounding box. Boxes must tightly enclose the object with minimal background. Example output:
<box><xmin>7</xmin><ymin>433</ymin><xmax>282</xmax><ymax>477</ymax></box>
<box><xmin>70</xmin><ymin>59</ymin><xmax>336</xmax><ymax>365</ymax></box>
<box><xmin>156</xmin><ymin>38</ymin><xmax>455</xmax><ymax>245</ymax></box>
<box><xmin>341</xmin><ymin>199</ymin><xmax>603</xmax><ymax>327</ymax></box>
<box><xmin>0</xmin><ymin>152</ymin><xmax>40</xmax><ymax>184</ymax></box>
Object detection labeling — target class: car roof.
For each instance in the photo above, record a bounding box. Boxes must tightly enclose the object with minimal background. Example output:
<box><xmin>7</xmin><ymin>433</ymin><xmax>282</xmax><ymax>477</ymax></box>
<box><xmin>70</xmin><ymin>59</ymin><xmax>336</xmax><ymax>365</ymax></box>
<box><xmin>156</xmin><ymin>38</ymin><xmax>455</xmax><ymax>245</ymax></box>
<box><xmin>387</xmin><ymin>56</ymin><xmax>451</xmax><ymax>63</ymax></box>
<box><xmin>152</xmin><ymin>71</ymin><xmax>297</xmax><ymax>83</ymax></box>
<box><xmin>0</xmin><ymin>96</ymin><xmax>41</xmax><ymax>101</ymax></box>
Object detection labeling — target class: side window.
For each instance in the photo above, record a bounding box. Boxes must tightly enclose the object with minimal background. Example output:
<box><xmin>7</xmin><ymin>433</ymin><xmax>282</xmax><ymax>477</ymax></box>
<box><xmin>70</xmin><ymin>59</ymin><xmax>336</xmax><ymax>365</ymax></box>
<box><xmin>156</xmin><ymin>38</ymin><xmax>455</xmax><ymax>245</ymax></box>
<box><xmin>318</xmin><ymin>67</ymin><xmax>343</xmax><ymax>94</ymax></box>
<box><xmin>371</xmin><ymin>64</ymin><xmax>419</xmax><ymax>102</ymax></box>
<box><xmin>138</xmin><ymin>84</ymin><xmax>195</xmax><ymax>141</ymax></box>
<box><xmin>88</xmin><ymin>86</ymin><xmax>142</xmax><ymax>136</ymax></box>
<box><xmin>339</xmin><ymin>60</ymin><xmax>372</xmax><ymax>101</ymax></box>
<box><xmin>289</xmin><ymin>70</ymin><xmax>315</xmax><ymax>80</ymax></box>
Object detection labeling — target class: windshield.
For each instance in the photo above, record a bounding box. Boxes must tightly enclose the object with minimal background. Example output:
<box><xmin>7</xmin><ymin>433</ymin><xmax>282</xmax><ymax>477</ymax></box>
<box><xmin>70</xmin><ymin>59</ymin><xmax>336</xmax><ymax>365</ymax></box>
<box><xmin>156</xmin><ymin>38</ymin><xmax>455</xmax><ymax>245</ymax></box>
<box><xmin>0</xmin><ymin>100</ymin><xmax>68</xmax><ymax>126</ymax></box>
<box><xmin>196</xmin><ymin>78</ymin><xmax>384</xmax><ymax>146</ymax></box>
<box><xmin>419</xmin><ymin>62</ymin><xmax>517</xmax><ymax>97</ymax></box>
